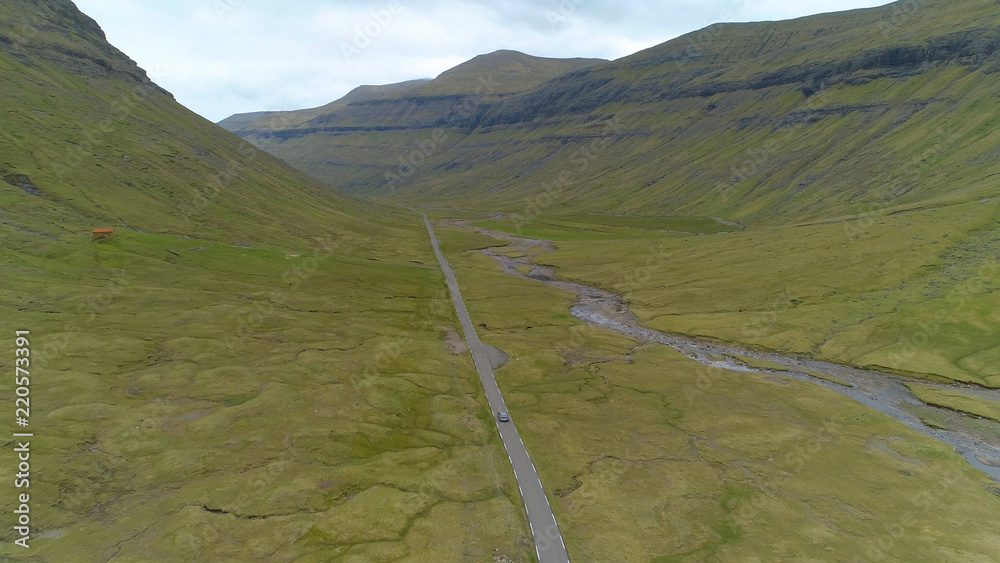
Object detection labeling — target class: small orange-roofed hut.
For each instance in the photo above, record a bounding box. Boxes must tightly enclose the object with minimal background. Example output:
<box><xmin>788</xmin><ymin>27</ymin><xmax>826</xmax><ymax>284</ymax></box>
<box><xmin>92</xmin><ymin>227</ymin><xmax>115</xmax><ymax>240</ymax></box>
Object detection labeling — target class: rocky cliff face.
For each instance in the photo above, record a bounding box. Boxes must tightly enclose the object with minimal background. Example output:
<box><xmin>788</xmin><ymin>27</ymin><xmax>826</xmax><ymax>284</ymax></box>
<box><xmin>0</xmin><ymin>0</ymin><xmax>167</xmax><ymax>92</ymax></box>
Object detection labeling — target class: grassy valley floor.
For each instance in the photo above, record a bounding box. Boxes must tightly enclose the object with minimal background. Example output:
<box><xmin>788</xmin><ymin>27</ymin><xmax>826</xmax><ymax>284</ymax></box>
<box><xmin>475</xmin><ymin>200</ymin><xmax>1000</xmax><ymax>388</ymax></box>
<box><xmin>431</xmin><ymin>215</ymin><xmax>1000</xmax><ymax>561</ymax></box>
<box><xmin>0</xmin><ymin>218</ymin><xmax>531</xmax><ymax>562</ymax></box>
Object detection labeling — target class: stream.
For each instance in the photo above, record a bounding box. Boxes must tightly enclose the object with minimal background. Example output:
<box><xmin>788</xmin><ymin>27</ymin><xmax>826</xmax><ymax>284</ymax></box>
<box><xmin>464</xmin><ymin>224</ymin><xmax>1000</xmax><ymax>482</ymax></box>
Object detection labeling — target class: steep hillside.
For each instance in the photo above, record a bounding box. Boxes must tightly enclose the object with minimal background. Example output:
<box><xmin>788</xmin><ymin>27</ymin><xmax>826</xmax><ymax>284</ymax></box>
<box><xmin>421</xmin><ymin>0</ymin><xmax>1000</xmax><ymax>391</ymax></box>
<box><xmin>0</xmin><ymin>0</ymin><xmax>393</xmax><ymax>250</ymax></box>
<box><xmin>431</xmin><ymin>0</ymin><xmax>1000</xmax><ymax>222</ymax></box>
<box><xmin>229</xmin><ymin>0</ymin><xmax>1000</xmax><ymax>223</ymax></box>
<box><xmin>223</xmin><ymin>50</ymin><xmax>606</xmax><ymax>194</ymax></box>
<box><xmin>0</xmin><ymin>1</ymin><xmax>530</xmax><ymax>560</ymax></box>
<box><xmin>221</xmin><ymin>48</ymin><xmax>601</xmax><ymax>140</ymax></box>
<box><xmin>216</xmin><ymin>0</ymin><xmax>1000</xmax><ymax>389</ymax></box>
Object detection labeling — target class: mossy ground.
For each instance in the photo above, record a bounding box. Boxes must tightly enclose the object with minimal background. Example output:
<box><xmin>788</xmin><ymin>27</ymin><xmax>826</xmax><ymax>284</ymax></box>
<box><xmin>481</xmin><ymin>199</ymin><xmax>1000</xmax><ymax>388</ymax></box>
<box><xmin>0</xmin><ymin>10</ymin><xmax>536</xmax><ymax>559</ymax></box>
<box><xmin>905</xmin><ymin>383</ymin><xmax>1000</xmax><ymax>423</ymax></box>
<box><xmin>0</xmin><ymin>220</ymin><xmax>534</xmax><ymax>562</ymax></box>
<box><xmin>6</xmin><ymin>2</ymin><xmax>1000</xmax><ymax>559</ymax></box>
<box><xmin>433</xmin><ymin>221</ymin><xmax>1000</xmax><ymax>561</ymax></box>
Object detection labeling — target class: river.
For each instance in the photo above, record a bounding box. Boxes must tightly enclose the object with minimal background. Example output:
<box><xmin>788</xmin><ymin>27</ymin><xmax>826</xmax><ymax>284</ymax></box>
<box><xmin>464</xmin><ymin>223</ymin><xmax>1000</xmax><ymax>482</ymax></box>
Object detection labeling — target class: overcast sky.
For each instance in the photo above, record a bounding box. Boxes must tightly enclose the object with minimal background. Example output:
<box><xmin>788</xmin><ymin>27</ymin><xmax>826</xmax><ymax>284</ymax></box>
<box><xmin>72</xmin><ymin>0</ymin><xmax>893</xmax><ymax>122</ymax></box>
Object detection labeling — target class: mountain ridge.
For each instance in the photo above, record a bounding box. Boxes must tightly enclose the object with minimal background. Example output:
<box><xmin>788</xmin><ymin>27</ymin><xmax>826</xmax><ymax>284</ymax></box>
<box><xmin>220</xmin><ymin>49</ymin><xmax>609</xmax><ymax>193</ymax></box>
<box><xmin>220</xmin><ymin>49</ymin><xmax>608</xmax><ymax>135</ymax></box>
<box><xmin>5</xmin><ymin>3</ymin><xmax>1000</xmax><ymax>561</ymax></box>
<box><xmin>218</xmin><ymin>78</ymin><xmax>432</xmax><ymax>133</ymax></box>
<box><xmin>223</xmin><ymin>0</ymin><xmax>1000</xmax><ymax>224</ymax></box>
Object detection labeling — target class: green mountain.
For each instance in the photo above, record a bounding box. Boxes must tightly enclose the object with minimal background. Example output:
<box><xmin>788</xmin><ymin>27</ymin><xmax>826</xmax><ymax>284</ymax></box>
<box><xmin>6</xmin><ymin>1</ymin><xmax>1000</xmax><ymax>561</ymax></box>
<box><xmin>416</xmin><ymin>49</ymin><xmax>607</xmax><ymax>95</ymax></box>
<box><xmin>386</xmin><ymin>0</ymin><xmax>1000</xmax><ymax>392</ymax></box>
<box><xmin>0</xmin><ymin>1</ymin><xmax>529</xmax><ymax>560</ymax></box>
<box><xmin>0</xmin><ymin>0</ymin><xmax>393</xmax><ymax>249</ymax></box>
<box><xmin>220</xmin><ymin>46</ymin><xmax>607</xmax><ymax>140</ymax></box>
<box><xmin>221</xmin><ymin>50</ymin><xmax>607</xmax><ymax>194</ymax></box>
<box><xmin>221</xmin><ymin>0</ymin><xmax>1000</xmax><ymax>388</ymax></box>
<box><xmin>229</xmin><ymin>0</ymin><xmax>1000</xmax><ymax>224</ymax></box>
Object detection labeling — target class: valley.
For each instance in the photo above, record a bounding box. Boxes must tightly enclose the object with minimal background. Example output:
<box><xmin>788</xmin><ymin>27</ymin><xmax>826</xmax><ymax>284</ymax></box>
<box><xmin>427</xmin><ymin>214</ymin><xmax>1000</xmax><ymax>561</ymax></box>
<box><xmin>4</xmin><ymin>0</ymin><xmax>1000</xmax><ymax>560</ymax></box>
<box><xmin>422</xmin><ymin>215</ymin><xmax>569</xmax><ymax>563</ymax></box>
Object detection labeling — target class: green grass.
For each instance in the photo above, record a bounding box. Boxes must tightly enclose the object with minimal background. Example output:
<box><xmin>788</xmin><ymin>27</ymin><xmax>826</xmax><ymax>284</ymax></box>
<box><xmin>905</xmin><ymin>383</ymin><xmax>1000</xmax><ymax>423</ymax></box>
<box><xmin>8</xmin><ymin>1</ymin><xmax>1000</xmax><ymax>560</ymax></box>
<box><xmin>472</xmin><ymin>217</ymin><xmax>686</xmax><ymax>241</ymax></box>
<box><xmin>476</xmin><ymin>214</ymin><xmax>734</xmax><ymax>239</ymax></box>
<box><xmin>435</xmin><ymin>221</ymin><xmax>1000</xmax><ymax>561</ymax></box>
<box><xmin>722</xmin><ymin>353</ymin><xmax>788</xmax><ymax>372</ymax></box>
<box><xmin>435</xmin><ymin>228</ymin><xmax>508</xmax><ymax>256</ymax></box>
<box><xmin>564</xmin><ymin>214</ymin><xmax>737</xmax><ymax>234</ymax></box>
<box><xmin>536</xmin><ymin>199</ymin><xmax>1000</xmax><ymax>386</ymax></box>
<box><xmin>0</xmin><ymin>221</ymin><xmax>532</xmax><ymax>562</ymax></box>
<box><xmin>0</xmin><ymin>7</ymin><xmax>532</xmax><ymax>559</ymax></box>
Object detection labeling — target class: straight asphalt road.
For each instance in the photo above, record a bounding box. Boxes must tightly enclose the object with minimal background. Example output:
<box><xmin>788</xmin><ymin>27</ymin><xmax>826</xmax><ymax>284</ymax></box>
<box><xmin>422</xmin><ymin>214</ymin><xmax>570</xmax><ymax>563</ymax></box>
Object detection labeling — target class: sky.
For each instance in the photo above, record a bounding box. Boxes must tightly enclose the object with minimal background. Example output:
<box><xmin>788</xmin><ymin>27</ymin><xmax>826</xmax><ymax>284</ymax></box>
<box><xmin>72</xmin><ymin>0</ymin><xmax>894</xmax><ymax>122</ymax></box>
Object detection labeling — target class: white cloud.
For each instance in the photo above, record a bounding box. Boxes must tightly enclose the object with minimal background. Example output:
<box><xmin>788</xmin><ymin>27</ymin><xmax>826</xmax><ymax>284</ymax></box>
<box><xmin>71</xmin><ymin>0</ymin><xmax>893</xmax><ymax>122</ymax></box>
